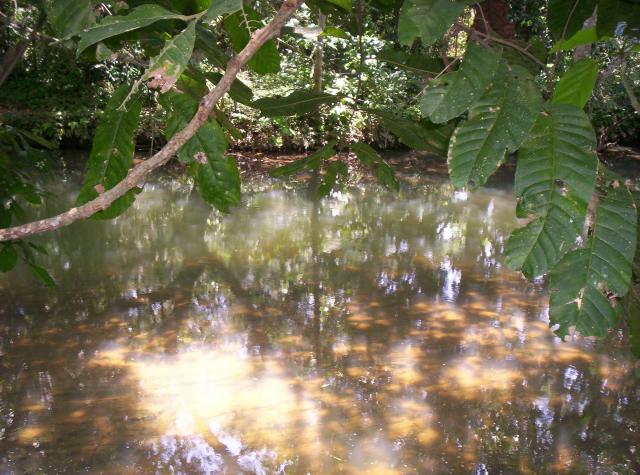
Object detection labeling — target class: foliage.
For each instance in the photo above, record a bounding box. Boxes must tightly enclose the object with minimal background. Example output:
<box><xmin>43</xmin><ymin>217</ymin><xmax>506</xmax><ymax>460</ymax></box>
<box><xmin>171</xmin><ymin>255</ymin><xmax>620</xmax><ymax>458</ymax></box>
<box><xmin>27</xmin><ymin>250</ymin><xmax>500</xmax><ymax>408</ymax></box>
<box><xmin>0</xmin><ymin>124</ymin><xmax>55</xmax><ymax>285</ymax></box>
<box><xmin>1</xmin><ymin>0</ymin><xmax>640</xmax><ymax>346</ymax></box>
<box><xmin>75</xmin><ymin>84</ymin><xmax>142</xmax><ymax>219</ymax></box>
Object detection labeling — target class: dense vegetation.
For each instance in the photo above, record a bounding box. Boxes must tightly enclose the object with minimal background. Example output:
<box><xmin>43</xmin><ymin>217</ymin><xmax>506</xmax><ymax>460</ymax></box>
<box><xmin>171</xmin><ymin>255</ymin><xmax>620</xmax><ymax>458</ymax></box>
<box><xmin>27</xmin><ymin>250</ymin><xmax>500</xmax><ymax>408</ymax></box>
<box><xmin>1</xmin><ymin>0</ymin><xmax>640</xmax><ymax>348</ymax></box>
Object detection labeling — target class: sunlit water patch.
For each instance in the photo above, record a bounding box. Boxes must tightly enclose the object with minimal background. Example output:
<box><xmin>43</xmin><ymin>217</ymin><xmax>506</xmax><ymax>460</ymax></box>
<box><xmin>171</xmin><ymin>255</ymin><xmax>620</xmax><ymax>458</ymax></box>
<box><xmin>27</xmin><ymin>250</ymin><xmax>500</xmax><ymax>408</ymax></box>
<box><xmin>0</xmin><ymin>173</ymin><xmax>639</xmax><ymax>473</ymax></box>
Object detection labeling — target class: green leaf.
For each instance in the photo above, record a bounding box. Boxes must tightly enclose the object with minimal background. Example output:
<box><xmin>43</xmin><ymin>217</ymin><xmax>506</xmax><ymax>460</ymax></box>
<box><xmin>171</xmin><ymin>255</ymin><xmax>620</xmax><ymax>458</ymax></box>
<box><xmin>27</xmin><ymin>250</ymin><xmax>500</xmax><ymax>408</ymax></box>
<box><xmin>203</xmin><ymin>0</ymin><xmax>242</xmax><ymax>21</ymax></box>
<box><xmin>178</xmin><ymin>67</ymin><xmax>210</xmax><ymax>100</ymax></box>
<box><xmin>193</xmin><ymin>155</ymin><xmax>241</xmax><ymax>212</ymax></box>
<box><xmin>351</xmin><ymin>142</ymin><xmax>399</xmax><ymax>191</ymax></box>
<box><xmin>377</xmin><ymin>48</ymin><xmax>444</xmax><ymax>75</ymax></box>
<box><xmin>252</xmin><ymin>91</ymin><xmax>339</xmax><ymax>117</ymax></box>
<box><xmin>398</xmin><ymin>0</ymin><xmax>473</xmax><ymax>46</ymax></box>
<box><xmin>420</xmin><ymin>43</ymin><xmax>502</xmax><ymax>124</ymax></box>
<box><xmin>270</xmin><ymin>142</ymin><xmax>337</xmax><ymax>177</ymax></box>
<box><xmin>369</xmin><ymin>109</ymin><xmax>453</xmax><ymax>156</ymax></box>
<box><xmin>505</xmin><ymin>104</ymin><xmax>598</xmax><ymax>278</ymax></box>
<box><xmin>17</xmin><ymin>128</ymin><xmax>57</xmax><ymax>150</ymax></box>
<box><xmin>324</xmin><ymin>0</ymin><xmax>353</xmax><ymax>11</ymax></box>
<box><xmin>14</xmin><ymin>183</ymin><xmax>42</xmax><ymax>205</ymax></box>
<box><xmin>77</xmin><ymin>4</ymin><xmax>188</xmax><ymax>54</ymax></box>
<box><xmin>501</xmin><ymin>38</ymin><xmax>548</xmax><ymax>74</ymax></box>
<box><xmin>597</xmin><ymin>0</ymin><xmax>640</xmax><ymax>38</ymax></box>
<box><xmin>322</xmin><ymin>26</ymin><xmax>350</xmax><ymax>39</ymax></box>
<box><xmin>76</xmin><ymin>84</ymin><xmax>142</xmax><ymax>219</ymax></box>
<box><xmin>206</xmin><ymin>72</ymin><xmax>254</xmax><ymax>105</ymax></box>
<box><xmin>128</xmin><ymin>21</ymin><xmax>196</xmax><ymax>103</ymax></box>
<box><xmin>223</xmin><ymin>8</ymin><xmax>280</xmax><ymax>74</ymax></box>
<box><xmin>547</xmin><ymin>0</ymin><xmax>597</xmax><ymax>40</ymax></box>
<box><xmin>215</xmin><ymin>108</ymin><xmax>243</xmax><ymax>140</ymax></box>
<box><xmin>549</xmin><ymin>185</ymin><xmax>637</xmax><ymax>338</ymax></box>
<box><xmin>29</xmin><ymin>263</ymin><xmax>56</xmax><ymax>288</ymax></box>
<box><xmin>45</xmin><ymin>0</ymin><xmax>95</xmax><ymax>38</ymax></box>
<box><xmin>195</xmin><ymin>25</ymin><xmax>229</xmax><ymax>69</ymax></box>
<box><xmin>0</xmin><ymin>207</ymin><xmax>11</xmax><ymax>228</ymax></box>
<box><xmin>551</xmin><ymin>26</ymin><xmax>602</xmax><ymax>52</ymax></box>
<box><xmin>631</xmin><ymin>296</ymin><xmax>640</xmax><ymax>358</ymax></box>
<box><xmin>318</xmin><ymin>161</ymin><xmax>348</xmax><ymax>197</ymax></box>
<box><xmin>0</xmin><ymin>244</ymin><xmax>18</xmax><ymax>272</ymax></box>
<box><xmin>448</xmin><ymin>65</ymin><xmax>542</xmax><ymax>189</ymax></box>
<box><xmin>159</xmin><ymin>92</ymin><xmax>239</xmax><ymax>211</ymax></box>
<box><xmin>552</xmin><ymin>58</ymin><xmax>599</xmax><ymax>109</ymax></box>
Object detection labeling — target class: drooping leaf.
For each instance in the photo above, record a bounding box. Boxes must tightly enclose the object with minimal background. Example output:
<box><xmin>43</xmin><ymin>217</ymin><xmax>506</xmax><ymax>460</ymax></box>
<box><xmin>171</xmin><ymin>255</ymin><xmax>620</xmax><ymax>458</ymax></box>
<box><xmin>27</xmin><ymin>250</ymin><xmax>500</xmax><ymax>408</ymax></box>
<box><xmin>193</xmin><ymin>155</ymin><xmax>241</xmax><ymax>212</ymax></box>
<box><xmin>549</xmin><ymin>185</ymin><xmax>637</xmax><ymax>338</ymax></box>
<box><xmin>160</xmin><ymin>92</ymin><xmax>221</xmax><ymax>162</ymax></box>
<box><xmin>398</xmin><ymin>0</ymin><xmax>474</xmax><ymax>46</ymax></box>
<box><xmin>0</xmin><ymin>207</ymin><xmax>11</xmax><ymax>228</ymax></box>
<box><xmin>76</xmin><ymin>84</ymin><xmax>142</xmax><ymax>219</ymax></box>
<box><xmin>352</xmin><ymin>142</ymin><xmax>399</xmax><ymax>191</ymax></box>
<box><xmin>505</xmin><ymin>104</ymin><xmax>598</xmax><ymax>278</ymax></box>
<box><xmin>252</xmin><ymin>91</ymin><xmax>338</xmax><ymax>117</ymax></box>
<box><xmin>206</xmin><ymin>72</ymin><xmax>254</xmax><ymax>105</ymax></box>
<box><xmin>127</xmin><ymin>21</ymin><xmax>196</xmax><ymax>103</ymax></box>
<box><xmin>377</xmin><ymin>48</ymin><xmax>444</xmax><ymax>75</ymax></box>
<box><xmin>77</xmin><ymin>4</ymin><xmax>188</xmax><ymax>54</ymax></box>
<box><xmin>369</xmin><ymin>109</ymin><xmax>453</xmax><ymax>156</ymax></box>
<box><xmin>318</xmin><ymin>160</ymin><xmax>348</xmax><ymax>197</ymax></box>
<box><xmin>223</xmin><ymin>8</ymin><xmax>280</xmax><ymax>74</ymax></box>
<box><xmin>324</xmin><ymin>0</ymin><xmax>353</xmax><ymax>11</ymax></box>
<box><xmin>45</xmin><ymin>0</ymin><xmax>95</xmax><ymax>38</ymax></box>
<box><xmin>420</xmin><ymin>43</ymin><xmax>502</xmax><ymax>124</ymax></box>
<box><xmin>270</xmin><ymin>142</ymin><xmax>337</xmax><ymax>177</ymax></box>
<box><xmin>597</xmin><ymin>0</ymin><xmax>640</xmax><ymax>38</ymax></box>
<box><xmin>448</xmin><ymin>65</ymin><xmax>542</xmax><ymax>189</ymax></box>
<box><xmin>159</xmin><ymin>93</ymin><xmax>239</xmax><ymax>211</ymax></box>
<box><xmin>551</xmin><ymin>26</ymin><xmax>602</xmax><ymax>52</ymax></box>
<box><xmin>0</xmin><ymin>244</ymin><xmax>18</xmax><ymax>272</ymax></box>
<box><xmin>552</xmin><ymin>58</ymin><xmax>599</xmax><ymax>109</ymax></box>
<box><xmin>547</xmin><ymin>0</ymin><xmax>597</xmax><ymax>40</ymax></box>
<box><xmin>215</xmin><ymin>107</ymin><xmax>243</xmax><ymax>140</ymax></box>
<box><xmin>501</xmin><ymin>38</ymin><xmax>548</xmax><ymax>74</ymax></box>
<box><xmin>15</xmin><ymin>128</ymin><xmax>56</xmax><ymax>150</ymax></box>
<box><xmin>322</xmin><ymin>26</ymin><xmax>350</xmax><ymax>39</ymax></box>
<box><xmin>203</xmin><ymin>0</ymin><xmax>242</xmax><ymax>21</ymax></box>
<box><xmin>29</xmin><ymin>263</ymin><xmax>56</xmax><ymax>288</ymax></box>
<box><xmin>178</xmin><ymin>66</ymin><xmax>210</xmax><ymax>100</ymax></box>
<box><xmin>195</xmin><ymin>25</ymin><xmax>229</xmax><ymax>69</ymax></box>
<box><xmin>14</xmin><ymin>182</ymin><xmax>42</xmax><ymax>205</ymax></box>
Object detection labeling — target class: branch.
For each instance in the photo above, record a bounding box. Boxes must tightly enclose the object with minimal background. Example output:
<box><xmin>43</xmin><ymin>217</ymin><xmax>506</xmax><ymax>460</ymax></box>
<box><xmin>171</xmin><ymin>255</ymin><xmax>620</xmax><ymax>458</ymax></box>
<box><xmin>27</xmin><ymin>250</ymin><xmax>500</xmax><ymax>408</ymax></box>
<box><xmin>0</xmin><ymin>0</ymin><xmax>304</xmax><ymax>243</ymax></box>
<box><xmin>457</xmin><ymin>23</ymin><xmax>547</xmax><ymax>70</ymax></box>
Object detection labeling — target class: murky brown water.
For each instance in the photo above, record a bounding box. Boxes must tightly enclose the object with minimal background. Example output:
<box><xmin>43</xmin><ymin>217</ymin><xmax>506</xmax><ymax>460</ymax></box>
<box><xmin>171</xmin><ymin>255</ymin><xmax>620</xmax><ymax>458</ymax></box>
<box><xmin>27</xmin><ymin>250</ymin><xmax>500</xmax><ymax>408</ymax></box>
<box><xmin>1</xmin><ymin>170</ymin><xmax>639</xmax><ymax>474</ymax></box>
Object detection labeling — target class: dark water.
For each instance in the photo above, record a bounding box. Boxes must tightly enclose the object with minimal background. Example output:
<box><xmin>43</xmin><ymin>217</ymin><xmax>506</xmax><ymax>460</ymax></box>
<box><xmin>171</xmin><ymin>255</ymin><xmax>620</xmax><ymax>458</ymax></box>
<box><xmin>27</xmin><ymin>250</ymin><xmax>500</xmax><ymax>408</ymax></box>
<box><xmin>0</xmin><ymin>170</ymin><xmax>639</xmax><ymax>474</ymax></box>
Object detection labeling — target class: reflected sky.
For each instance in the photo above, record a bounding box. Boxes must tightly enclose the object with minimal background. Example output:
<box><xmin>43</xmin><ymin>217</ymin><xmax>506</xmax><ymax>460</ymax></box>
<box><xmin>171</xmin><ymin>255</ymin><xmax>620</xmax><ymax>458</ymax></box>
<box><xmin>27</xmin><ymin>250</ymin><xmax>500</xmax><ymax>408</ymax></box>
<box><xmin>1</xmin><ymin>171</ymin><xmax>639</xmax><ymax>474</ymax></box>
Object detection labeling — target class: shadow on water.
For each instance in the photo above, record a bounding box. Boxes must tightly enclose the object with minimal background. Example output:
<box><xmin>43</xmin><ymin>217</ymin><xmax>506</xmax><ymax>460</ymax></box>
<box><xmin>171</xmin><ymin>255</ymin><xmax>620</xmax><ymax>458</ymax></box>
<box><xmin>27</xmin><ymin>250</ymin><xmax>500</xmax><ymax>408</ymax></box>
<box><xmin>0</xmin><ymin>172</ymin><xmax>639</xmax><ymax>473</ymax></box>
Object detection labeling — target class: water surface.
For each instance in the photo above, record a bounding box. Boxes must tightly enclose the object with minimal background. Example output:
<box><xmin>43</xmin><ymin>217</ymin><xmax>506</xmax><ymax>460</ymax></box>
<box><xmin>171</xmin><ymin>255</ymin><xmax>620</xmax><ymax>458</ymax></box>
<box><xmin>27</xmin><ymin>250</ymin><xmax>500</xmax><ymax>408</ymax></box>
<box><xmin>1</xmin><ymin>170</ymin><xmax>639</xmax><ymax>474</ymax></box>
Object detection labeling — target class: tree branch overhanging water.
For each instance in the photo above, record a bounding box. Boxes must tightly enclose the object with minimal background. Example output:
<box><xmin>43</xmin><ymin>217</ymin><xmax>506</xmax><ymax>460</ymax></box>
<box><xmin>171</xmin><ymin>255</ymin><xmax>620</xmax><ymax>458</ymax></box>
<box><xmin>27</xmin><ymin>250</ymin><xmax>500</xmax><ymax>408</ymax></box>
<box><xmin>0</xmin><ymin>0</ymin><xmax>305</xmax><ymax>243</ymax></box>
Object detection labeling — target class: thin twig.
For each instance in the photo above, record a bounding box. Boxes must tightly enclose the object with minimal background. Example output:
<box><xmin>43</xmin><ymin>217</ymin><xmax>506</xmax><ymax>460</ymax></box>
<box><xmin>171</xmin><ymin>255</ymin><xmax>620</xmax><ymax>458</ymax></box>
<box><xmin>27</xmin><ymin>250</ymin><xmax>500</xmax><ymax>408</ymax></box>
<box><xmin>457</xmin><ymin>23</ymin><xmax>546</xmax><ymax>69</ymax></box>
<box><xmin>477</xmin><ymin>3</ymin><xmax>490</xmax><ymax>36</ymax></box>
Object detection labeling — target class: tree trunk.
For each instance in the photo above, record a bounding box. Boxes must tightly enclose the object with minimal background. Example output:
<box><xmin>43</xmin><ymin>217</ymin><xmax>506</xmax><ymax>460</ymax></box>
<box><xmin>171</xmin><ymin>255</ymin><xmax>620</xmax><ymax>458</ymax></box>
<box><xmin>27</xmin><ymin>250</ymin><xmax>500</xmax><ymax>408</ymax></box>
<box><xmin>0</xmin><ymin>39</ymin><xmax>30</xmax><ymax>88</ymax></box>
<box><xmin>312</xmin><ymin>12</ymin><xmax>326</xmax><ymax>93</ymax></box>
<box><xmin>472</xmin><ymin>0</ymin><xmax>516</xmax><ymax>39</ymax></box>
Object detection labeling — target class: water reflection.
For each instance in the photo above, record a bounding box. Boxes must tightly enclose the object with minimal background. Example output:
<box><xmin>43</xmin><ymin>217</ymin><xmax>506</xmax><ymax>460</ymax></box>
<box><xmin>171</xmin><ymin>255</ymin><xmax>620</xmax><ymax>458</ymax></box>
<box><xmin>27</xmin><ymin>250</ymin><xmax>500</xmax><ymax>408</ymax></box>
<box><xmin>1</xmin><ymin>173</ymin><xmax>639</xmax><ymax>473</ymax></box>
